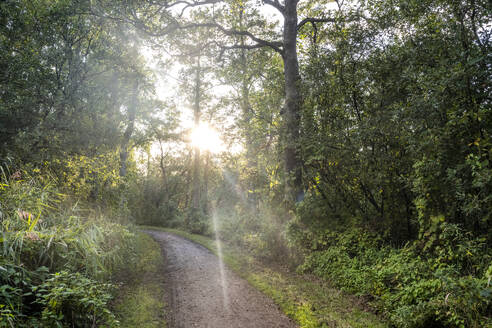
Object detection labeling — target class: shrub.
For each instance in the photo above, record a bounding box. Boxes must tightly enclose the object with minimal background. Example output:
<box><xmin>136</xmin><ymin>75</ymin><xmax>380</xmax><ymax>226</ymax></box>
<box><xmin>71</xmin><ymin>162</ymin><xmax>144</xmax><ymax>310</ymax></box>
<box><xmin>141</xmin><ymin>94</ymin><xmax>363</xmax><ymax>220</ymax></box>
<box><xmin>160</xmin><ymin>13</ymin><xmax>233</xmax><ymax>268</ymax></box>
<box><xmin>299</xmin><ymin>224</ymin><xmax>492</xmax><ymax>328</ymax></box>
<box><xmin>34</xmin><ymin>271</ymin><xmax>117</xmax><ymax>328</ymax></box>
<box><xmin>0</xmin><ymin>166</ymin><xmax>136</xmax><ymax>326</ymax></box>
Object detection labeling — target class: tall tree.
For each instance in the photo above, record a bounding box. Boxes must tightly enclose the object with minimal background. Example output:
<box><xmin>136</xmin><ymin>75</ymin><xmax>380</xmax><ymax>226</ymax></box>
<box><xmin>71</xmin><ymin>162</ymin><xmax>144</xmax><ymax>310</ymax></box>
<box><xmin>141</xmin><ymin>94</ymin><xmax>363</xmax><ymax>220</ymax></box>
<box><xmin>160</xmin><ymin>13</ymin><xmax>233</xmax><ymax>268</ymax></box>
<box><xmin>191</xmin><ymin>56</ymin><xmax>203</xmax><ymax>212</ymax></box>
<box><xmin>108</xmin><ymin>0</ymin><xmax>345</xmax><ymax>202</ymax></box>
<box><xmin>169</xmin><ymin>18</ymin><xmax>218</xmax><ymax>226</ymax></box>
<box><xmin>119</xmin><ymin>78</ymin><xmax>139</xmax><ymax>177</ymax></box>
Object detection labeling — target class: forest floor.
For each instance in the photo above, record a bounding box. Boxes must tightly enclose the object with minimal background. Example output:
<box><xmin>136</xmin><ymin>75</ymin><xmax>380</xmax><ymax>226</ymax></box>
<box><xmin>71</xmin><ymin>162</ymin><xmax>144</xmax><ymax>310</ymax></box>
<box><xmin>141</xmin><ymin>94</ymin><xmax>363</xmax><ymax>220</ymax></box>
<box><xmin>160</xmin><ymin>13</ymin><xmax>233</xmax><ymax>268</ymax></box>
<box><xmin>144</xmin><ymin>229</ymin><xmax>296</xmax><ymax>328</ymax></box>
<box><xmin>142</xmin><ymin>227</ymin><xmax>387</xmax><ymax>328</ymax></box>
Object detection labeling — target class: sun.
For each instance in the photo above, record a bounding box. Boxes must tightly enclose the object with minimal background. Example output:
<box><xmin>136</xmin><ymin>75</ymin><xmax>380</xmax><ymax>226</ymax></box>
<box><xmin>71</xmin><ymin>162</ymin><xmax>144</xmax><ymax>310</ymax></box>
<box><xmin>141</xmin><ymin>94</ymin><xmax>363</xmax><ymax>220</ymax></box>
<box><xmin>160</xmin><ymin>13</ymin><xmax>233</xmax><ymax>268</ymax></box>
<box><xmin>190</xmin><ymin>123</ymin><xmax>224</xmax><ymax>153</ymax></box>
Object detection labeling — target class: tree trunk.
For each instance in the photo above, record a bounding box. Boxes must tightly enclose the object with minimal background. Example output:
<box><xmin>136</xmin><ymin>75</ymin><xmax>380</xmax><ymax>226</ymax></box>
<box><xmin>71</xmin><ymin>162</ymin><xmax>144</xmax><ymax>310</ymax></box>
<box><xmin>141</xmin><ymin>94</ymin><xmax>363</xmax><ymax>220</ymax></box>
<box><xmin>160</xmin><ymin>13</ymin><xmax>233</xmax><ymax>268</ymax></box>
<box><xmin>119</xmin><ymin>80</ymin><xmax>138</xmax><ymax>177</ymax></box>
<box><xmin>203</xmin><ymin>150</ymin><xmax>210</xmax><ymax>214</ymax></box>
<box><xmin>191</xmin><ymin>58</ymin><xmax>202</xmax><ymax>211</ymax></box>
<box><xmin>239</xmin><ymin>8</ymin><xmax>259</xmax><ymax>210</ymax></box>
<box><xmin>282</xmin><ymin>0</ymin><xmax>303</xmax><ymax>202</ymax></box>
<box><xmin>159</xmin><ymin>142</ymin><xmax>170</xmax><ymax>206</ymax></box>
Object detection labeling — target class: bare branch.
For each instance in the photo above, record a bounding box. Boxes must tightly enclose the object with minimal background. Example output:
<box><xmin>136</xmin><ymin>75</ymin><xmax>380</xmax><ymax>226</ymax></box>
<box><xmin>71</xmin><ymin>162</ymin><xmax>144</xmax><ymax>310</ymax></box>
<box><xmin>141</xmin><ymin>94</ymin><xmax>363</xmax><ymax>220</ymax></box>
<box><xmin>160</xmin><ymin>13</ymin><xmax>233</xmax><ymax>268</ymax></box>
<box><xmin>218</xmin><ymin>43</ymin><xmax>272</xmax><ymax>60</ymax></box>
<box><xmin>92</xmin><ymin>0</ymin><xmax>283</xmax><ymax>53</ymax></box>
<box><xmin>179</xmin><ymin>22</ymin><xmax>284</xmax><ymax>54</ymax></box>
<box><xmin>175</xmin><ymin>0</ymin><xmax>222</xmax><ymax>17</ymax></box>
<box><xmin>263</xmin><ymin>0</ymin><xmax>285</xmax><ymax>15</ymax></box>
<box><xmin>297</xmin><ymin>17</ymin><xmax>336</xmax><ymax>31</ymax></box>
<box><xmin>222</xmin><ymin>44</ymin><xmax>271</xmax><ymax>51</ymax></box>
<box><xmin>163</xmin><ymin>0</ymin><xmax>220</xmax><ymax>11</ymax></box>
<box><xmin>219</xmin><ymin>27</ymin><xmax>283</xmax><ymax>54</ymax></box>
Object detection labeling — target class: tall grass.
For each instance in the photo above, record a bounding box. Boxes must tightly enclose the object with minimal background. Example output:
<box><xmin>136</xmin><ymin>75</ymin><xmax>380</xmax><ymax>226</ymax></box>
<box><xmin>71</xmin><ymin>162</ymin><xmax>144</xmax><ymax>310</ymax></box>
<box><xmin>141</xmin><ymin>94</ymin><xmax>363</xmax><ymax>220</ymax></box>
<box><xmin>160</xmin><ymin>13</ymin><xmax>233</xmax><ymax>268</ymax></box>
<box><xmin>0</xmin><ymin>166</ymin><xmax>135</xmax><ymax>327</ymax></box>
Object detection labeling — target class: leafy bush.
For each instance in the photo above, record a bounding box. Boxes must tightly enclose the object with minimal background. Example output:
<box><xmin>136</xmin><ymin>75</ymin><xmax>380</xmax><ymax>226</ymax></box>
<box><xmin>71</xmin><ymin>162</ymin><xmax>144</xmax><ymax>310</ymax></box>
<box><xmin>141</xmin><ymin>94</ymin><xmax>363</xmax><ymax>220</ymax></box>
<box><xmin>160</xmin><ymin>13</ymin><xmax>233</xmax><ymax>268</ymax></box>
<box><xmin>34</xmin><ymin>271</ymin><xmax>117</xmax><ymax>327</ymax></box>
<box><xmin>0</xmin><ymin>166</ymin><xmax>136</xmax><ymax>326</ymax></box>
<box><xmin>299</xmin><ymin>224</ymin><xmax>492</xmax><ymax>328</ymax></box>
<box><xmin>215</xmin><ymin>202</ymin><xmax>293</xmax><ymax>263</ymax></box>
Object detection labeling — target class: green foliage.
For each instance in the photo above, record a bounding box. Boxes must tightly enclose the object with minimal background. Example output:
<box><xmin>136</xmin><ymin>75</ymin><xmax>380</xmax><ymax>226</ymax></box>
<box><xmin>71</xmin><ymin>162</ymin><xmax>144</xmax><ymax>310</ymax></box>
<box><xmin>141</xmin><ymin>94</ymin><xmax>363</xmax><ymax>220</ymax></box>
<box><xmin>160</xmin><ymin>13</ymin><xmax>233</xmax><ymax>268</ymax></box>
<box><xmin>34</xmin><ymin>271</ymin><xmax>117</xmax><ymax>328</ymax></box>
<box><xmin>0</xmin><ymin>166</ymin><xmax>136</xmax><ymax>327</ymax></box>
<box><xmin>214</xmin><ymin>201</ymin><xmax>294</xmax><ymax>263</ymax></box>
<box><xmin>3</xmin><ymin>0</ymin><xmax>491</xmax><ymax>326</ymax></box>
<box><xmin>0</xmin><ymin>0</ymin><xmax>163</xmax><ymax>167</ymax></box>
<box><xmin>127</xmin><ymin>150</ymin><xmax>187</xmax><ymax>228</ymax></box>
<box><xmin>300</xmin><ymin>225</ymin><xmax>492</xmax><ymax>328</ymax></box>
<box><xmin>184</xmin><ymin>207</ymin><xmax>210</xmax><ymax>235</ymax></box>
<box><xmin>289</xmin><ymin>2</ymin><xmax>492</xmax><ymax>324</ymax></box>
<box><xmin>298</xmin><ymin>0</ymin><xmax>491</xmax><ymax>245</ymax></box>
<box><xmin>48</xmin><ymin>153</ymin><xmax>123</xmax><ymax>204</ymax></box>
<box><xmin>113</xmin><ymin>232</ymin><xmax>166</xmax><ymax>328</ymax></box>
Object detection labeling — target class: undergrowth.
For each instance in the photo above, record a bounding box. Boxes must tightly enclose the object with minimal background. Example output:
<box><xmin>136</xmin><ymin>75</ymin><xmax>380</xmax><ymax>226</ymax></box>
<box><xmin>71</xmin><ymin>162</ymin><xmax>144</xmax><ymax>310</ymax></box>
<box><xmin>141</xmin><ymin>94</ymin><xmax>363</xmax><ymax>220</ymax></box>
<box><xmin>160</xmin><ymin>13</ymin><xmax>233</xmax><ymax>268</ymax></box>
<box><xmin>113</xmin><ymin>232</ymin><xmax>166</xmax><ymax>328</ymax></box>
<box><xmin>293</xmin><ymin>226</ymin><xmax>492</xmax><ymax>328</ymax></box>
<box><xmin>0</xmin><ymin>166</ymin><xmax>136</xmax><ymax>327</ymax></box>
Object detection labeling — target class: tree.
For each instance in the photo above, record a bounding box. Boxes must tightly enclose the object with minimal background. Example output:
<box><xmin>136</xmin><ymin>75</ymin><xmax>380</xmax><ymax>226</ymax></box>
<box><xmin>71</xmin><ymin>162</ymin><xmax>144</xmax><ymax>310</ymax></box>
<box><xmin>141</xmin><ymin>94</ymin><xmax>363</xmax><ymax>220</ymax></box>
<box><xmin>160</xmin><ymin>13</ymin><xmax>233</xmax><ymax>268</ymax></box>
<box><xmin>169</xmin><ymin>18</ymin><xmax>219</xmax><ymax>228</ymax></box>
<box><xmin>295</xmin><ymin>0</ymin><xmax>491</xmax><ymax>243</ymax></box>
<box><xmin>104</xmin><ymin>0</ymin><xmax>346</xmax><ymax>202</ymax></box>
<box><xmin>0</xmin><ymin>0</ymin><xmax>150</xmax><ymax>162</ymax></box>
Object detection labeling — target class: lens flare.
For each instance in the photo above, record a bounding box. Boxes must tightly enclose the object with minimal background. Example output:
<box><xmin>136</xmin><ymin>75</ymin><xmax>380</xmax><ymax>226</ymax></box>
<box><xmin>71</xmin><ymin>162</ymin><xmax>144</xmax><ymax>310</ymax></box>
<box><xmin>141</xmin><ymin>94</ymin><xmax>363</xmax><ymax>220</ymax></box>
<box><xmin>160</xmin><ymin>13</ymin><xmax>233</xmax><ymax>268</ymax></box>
<box><xmin>211</xmin><ymin>210</ymin><xmax>229</xmax><ymax>310</ymax></box>
<box><xmin>190</xmin><ymin>123</ymin><xmax>224</xmax><ymax>153</ymax></box>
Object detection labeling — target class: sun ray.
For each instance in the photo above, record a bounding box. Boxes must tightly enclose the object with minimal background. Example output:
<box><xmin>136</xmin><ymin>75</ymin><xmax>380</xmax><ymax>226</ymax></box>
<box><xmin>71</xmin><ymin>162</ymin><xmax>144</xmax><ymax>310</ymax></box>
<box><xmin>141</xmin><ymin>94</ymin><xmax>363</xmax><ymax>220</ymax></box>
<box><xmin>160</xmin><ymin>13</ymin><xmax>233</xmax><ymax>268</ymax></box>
<box><xmin>190</xmin><ymin>123</ymin><xmax>224</xmax><ymax>153</ymax></box>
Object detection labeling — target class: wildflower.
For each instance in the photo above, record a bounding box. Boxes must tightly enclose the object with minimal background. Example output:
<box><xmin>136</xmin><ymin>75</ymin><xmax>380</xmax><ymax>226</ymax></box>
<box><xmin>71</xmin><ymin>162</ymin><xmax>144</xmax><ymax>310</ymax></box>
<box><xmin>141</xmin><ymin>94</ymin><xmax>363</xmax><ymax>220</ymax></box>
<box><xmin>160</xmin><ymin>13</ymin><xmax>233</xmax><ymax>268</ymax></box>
<box><xmin>10</xmin><ymin>171</ymin><xmax>21</xmax><ymax>180</ymax></box>
<box><xmin>17</xmin><ymin>210</ymin><xmax>31</xmax><ymax>220</ymax></box>
<box><xmin>25</xmin><ymin>232</ymin><xmax>40</xmax><ymax>241</ymax></box>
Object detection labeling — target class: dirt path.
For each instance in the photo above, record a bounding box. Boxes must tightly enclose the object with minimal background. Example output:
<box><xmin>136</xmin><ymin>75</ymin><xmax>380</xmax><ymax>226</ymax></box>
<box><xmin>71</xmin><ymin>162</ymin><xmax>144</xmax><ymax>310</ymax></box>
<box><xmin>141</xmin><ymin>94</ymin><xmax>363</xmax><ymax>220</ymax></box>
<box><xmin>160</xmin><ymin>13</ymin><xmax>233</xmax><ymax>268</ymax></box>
<box><xmin>144</xmin><ymin>230</ymin><xmax>297</xmax><ymax>328</ymax></box>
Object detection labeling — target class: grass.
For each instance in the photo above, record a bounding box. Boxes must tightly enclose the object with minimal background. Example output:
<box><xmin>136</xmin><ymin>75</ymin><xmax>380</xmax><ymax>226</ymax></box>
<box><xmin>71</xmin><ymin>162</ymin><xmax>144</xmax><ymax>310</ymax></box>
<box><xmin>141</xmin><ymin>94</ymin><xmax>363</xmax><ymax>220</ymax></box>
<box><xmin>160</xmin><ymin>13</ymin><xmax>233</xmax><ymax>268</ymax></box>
<box><xmin>113</xmin><ymin>231</ymin><xmax>166</xmax><ymax>328</ymax></box>
<box><xmin>141</xmin><ymin>226</ymin><xmax>388</xmax><ymax>328</ymax></box>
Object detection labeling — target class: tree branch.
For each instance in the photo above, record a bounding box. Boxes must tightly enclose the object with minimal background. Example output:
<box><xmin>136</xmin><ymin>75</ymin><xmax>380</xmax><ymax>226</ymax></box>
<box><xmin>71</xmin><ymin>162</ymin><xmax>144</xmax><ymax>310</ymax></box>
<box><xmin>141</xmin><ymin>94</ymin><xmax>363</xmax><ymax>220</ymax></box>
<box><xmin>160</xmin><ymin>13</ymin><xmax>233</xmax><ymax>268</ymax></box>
<box><xmin>159</xmin><ymin>0</ymin><xmax>221</xmax><ymax>11</ymax></box>
<box><xmin>297</xmin><ymin>17</ymin><xmax>336</xmax><ymax>31</ymax></box>
<box><xmin>263</xmin><ymin>0</ymin><xmax>285</xmax><ymax>15</ymax></box>
<box><xmin>180</xmin><ymin>22</ymin><xmax>284</xmax><ymax>54</ymax></box>
<box><xmin>218</xmin><ymin>43</ymin><xmax>271</xmax><ymax>60</ymax></box>
<box><xmin>175</xmin><ymin>0</ymin><xmax>222</xmax><ymax>17</ymax></box>
<box><xmin>92</xmin><ymin>0</ymin><xmax>283</xmax><ymax>53</ymax></box>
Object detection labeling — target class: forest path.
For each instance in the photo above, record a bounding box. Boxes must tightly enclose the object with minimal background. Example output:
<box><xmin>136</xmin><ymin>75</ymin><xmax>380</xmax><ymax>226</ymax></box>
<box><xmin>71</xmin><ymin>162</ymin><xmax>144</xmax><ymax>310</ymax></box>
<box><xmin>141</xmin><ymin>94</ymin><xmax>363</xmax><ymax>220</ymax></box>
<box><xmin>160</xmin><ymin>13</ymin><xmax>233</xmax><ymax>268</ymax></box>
<box><xmin>144</xmin><ymin>230</ymin><xmax>297</xmax><ymax>328</ymax></box>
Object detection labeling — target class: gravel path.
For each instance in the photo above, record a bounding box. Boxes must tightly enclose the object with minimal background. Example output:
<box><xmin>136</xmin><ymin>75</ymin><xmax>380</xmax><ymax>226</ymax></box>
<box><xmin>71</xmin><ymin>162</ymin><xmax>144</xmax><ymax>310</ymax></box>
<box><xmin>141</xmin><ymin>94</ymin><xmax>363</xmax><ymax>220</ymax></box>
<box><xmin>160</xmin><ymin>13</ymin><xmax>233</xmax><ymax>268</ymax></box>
<box><xmin>144</xmin><ymin>230</ymin><xmax>297</xmax><ymax>328</ymax></box>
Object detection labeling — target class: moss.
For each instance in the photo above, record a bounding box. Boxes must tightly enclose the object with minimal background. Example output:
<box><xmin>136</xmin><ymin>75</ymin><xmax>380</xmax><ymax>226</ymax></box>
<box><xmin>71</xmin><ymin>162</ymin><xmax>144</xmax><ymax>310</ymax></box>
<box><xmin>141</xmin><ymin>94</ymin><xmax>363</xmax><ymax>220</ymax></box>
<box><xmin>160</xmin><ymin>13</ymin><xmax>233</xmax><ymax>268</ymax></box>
<box><xmin>113</xmin><ymin>232</ymin><xmax>166</xmax><ymax>328</ymax></box>
<box><xmin>141</xmin><ymin>226</ymin><xmax>387</xmax><ymax>328</ymax></box>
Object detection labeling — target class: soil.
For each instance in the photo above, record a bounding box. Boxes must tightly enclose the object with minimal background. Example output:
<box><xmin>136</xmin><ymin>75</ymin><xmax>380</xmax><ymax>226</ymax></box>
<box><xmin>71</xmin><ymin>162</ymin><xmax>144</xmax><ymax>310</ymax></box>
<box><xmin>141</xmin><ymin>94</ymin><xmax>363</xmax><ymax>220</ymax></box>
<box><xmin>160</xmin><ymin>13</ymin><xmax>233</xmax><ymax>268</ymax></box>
<box><xmin>144</xmin><ymin>230</ymin><xmax>297</xmax><ymax>328</ymax></box>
